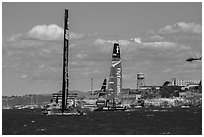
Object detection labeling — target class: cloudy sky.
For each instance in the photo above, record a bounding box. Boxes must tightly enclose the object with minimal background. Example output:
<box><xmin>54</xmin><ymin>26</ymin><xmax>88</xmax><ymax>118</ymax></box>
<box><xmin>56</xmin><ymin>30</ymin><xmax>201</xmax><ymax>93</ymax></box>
<box><xmin>2</xmin><ymin>2</ymin><xmax>202</xmax><ymax>96</ymax></box>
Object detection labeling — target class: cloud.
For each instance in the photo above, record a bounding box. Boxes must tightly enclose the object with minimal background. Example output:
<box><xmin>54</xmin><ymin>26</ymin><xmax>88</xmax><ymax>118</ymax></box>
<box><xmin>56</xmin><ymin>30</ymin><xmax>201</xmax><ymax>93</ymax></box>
<box><xmin>3</xmin><ymin>21</ymin><xmax>201</xmax><ymax>90</ymax></box>
<box><xmin>3</xmin><ymin>37</ymin><xmax>62</xmax><ymax>80</ymax></box>
<box><xmin>149</xmin><ymin>35</ymin><xmax>164</xmax><ymax>41</ymax></box>
<box><xmin>70</xmin><ymin>32</ymin><xmax>97</xmax><ymax>40</ymax></box>
<box><xmin>129</xmin><ymin>37</ymin><xmax>142</xmax><ymax>44</ymax></box>
<box><xmin>7</xmin><ymin>24</ymin><xmax>98</xmax><ymax>42</ymax></box>
<box><xmin>107</xmin><ymin>39</ymin><xmax>130</xmax><ymax>46</ymax></box>
<box><xmin>159</xmin><ymin>22</ymin><xmax>202</xmax><ymax>35</ymax></box>
<box><xmin>92</xmin><ymin>26</ymin><xmax>200</xmax><ymax>86</ymax></box>
<box><xmin>94</xmin><ymin>37</ymin><xmax>189</xmax><ymax>53</ymax></box>
<box><xmin>6</xmin><ymin>33</ymin><xmax>24</xmax><ymax>42</ymax></box>
<box><xmin>94</xmin><ymin>37</ymin><xmax>141</xmax><ymax>51</ymax></box>
<box><xmin>94</xmin><ymin>38</ymin><xmax>106</xmax><ymax>45</ymax></box>
<box><xmin>28</xmin><ymin>24</ymin><xmax>63</xmax><ymax>41</ymax></box>
<box><xmin>142</xmin><ymin>41</ymin><xmax>190</xmax><ymax>50</ymax></box>
<box><xmin>142</xmin><ymin>41</ymin><xmax>176</xmax><ymax>48</ymax></box>
<box><xmin>94</xmin><ymin>37</ymin><xmax>141</xmax><ymax>47</ymax></box>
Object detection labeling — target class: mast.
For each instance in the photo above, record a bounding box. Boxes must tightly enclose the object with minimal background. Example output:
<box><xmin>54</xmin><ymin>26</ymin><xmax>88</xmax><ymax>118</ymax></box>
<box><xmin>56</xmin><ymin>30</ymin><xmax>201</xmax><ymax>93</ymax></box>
<box><xmin>62</xmin><ymin>9</ymin><xmax>69</xmax><ymax>113</ymax></box>
<box><xmin>91</xmin><ymin>78</ymin><xmax>93</xmax><ymax>94</ymax></box>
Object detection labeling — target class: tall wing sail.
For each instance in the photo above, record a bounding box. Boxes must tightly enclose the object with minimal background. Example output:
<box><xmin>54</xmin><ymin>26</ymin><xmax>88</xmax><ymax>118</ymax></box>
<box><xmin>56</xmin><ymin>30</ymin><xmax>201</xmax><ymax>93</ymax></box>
<box><xmin>108</xmin><ymin>43</ymin><xmax>122</xmax><ymax>106</ymax></box>
<box><xmin>62</xmin><ymin>9</ymin><xmax>69</xmax><ymax>113</ymax></box>
<box><xmin>99</xmin><ymin>79</ymin><xmax>107</xmax><ymax>98</ymax></box>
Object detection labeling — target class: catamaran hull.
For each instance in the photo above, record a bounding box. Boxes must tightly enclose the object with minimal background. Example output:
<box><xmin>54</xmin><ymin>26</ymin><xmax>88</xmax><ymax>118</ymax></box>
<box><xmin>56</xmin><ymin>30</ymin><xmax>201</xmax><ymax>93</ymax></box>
<box><xmin>42</xmin><ymin>109</ymin><xmax>86</xmax><ymax>116</ymax></box>
<box><xmin>94</xmin><ymin>106</ymin><xmax>126</xmax><ymax>112</ymax></box>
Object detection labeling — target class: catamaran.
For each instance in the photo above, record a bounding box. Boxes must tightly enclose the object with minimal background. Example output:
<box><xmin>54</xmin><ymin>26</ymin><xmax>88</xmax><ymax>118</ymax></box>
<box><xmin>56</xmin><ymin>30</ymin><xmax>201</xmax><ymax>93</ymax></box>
<box><xmin>42</xmin><ymin>9</ymin><xmax>85</xmax><ymax>116</ymax></box>
<box><xmin>94</xmin><ymin>43</ymin><xmax>126</xmax><ymax>111</ymax></box>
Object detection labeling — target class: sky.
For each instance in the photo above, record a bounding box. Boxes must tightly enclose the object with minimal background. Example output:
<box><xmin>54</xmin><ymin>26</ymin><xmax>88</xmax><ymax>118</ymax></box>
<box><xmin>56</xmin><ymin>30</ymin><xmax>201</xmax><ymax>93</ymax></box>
<box><xmin>2</xmin><ymin>2</ymin><xmax>202</xmax><ymax>96</ymax></box>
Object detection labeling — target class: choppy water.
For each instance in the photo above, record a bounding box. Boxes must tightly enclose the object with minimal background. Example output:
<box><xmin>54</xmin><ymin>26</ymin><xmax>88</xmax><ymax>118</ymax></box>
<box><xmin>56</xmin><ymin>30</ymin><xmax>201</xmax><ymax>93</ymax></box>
<box><xmin>2</xmin><ymin>107</ymin><xmax>202</xmax><ymax>135</ymax></box>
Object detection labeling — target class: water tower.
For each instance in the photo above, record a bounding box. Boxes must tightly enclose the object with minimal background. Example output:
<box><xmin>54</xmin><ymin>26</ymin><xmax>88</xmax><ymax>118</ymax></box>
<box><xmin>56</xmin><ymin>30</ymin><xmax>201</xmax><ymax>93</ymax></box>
<box><xmin>137</xmin><ymin>73</ymin><xmax>145</xmax><ymax>89</ymax></box>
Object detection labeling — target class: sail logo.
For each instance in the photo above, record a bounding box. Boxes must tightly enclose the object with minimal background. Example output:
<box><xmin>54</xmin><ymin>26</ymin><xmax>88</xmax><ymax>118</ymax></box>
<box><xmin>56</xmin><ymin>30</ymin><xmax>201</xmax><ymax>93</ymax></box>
<box><xmin>116</xmin><ymin>67</ymin><xmax>121</xmax><ymax>95</ymax></box>
<box><xmin>112</xmin><ymin>60</ymin><xmax>121</xmax><ymax>67</ymax></box>
<box><xmin>65</xmin><ymin>29</ymin><xmax>69</xmax><ymax>40</ymax></box>
<box><xmin>116</xmin><ymin>46</ymin><xmax>119</xmax><ymax>53</ymax></box>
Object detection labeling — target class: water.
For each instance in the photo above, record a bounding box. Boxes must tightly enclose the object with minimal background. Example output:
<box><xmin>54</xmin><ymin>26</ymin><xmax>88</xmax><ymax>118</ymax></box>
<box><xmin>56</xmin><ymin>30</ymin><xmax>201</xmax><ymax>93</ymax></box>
<box><xmin>2</xmin><ymin>107</ymin><xmax>202</xmax><ymax>135</ymax></box>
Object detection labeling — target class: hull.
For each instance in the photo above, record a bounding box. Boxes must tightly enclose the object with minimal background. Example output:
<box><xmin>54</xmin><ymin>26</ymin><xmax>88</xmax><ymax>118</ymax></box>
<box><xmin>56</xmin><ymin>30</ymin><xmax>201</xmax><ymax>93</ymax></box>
<box><xmin>94</xmin><ymin>106</ymin><xmax>127</xmax><ymax>112</ymax></box>
<box><xmin>125</xmin><ymin>106</ymin><xmax>143</xmax><ymax>112</ymax></box>
<box><xmin>80</xmin><ymin>107</ymin><xmax>97</xmax><ymax>112</ymax></box>
<box><xmin>42</xmin><ymin>108</ymin><xmax>86</xmax><ymax>116</ymax></box>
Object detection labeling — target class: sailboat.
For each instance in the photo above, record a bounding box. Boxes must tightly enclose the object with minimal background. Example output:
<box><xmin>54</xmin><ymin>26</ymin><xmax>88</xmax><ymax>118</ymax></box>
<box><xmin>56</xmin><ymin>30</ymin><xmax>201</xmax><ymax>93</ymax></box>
<box><xmin>41</xmin><ymin>9</ymin><xmax>85</xmax><ymax>116</ymax></box>
<box><xmin>94</xmin><ymin>43</ymin><xmax>126</xmax><ymax>111</ymax></box>
<box><xmin>95</xmin><ymin>79</ymin><xmax>107</xmax><ymax>108</ymax></box>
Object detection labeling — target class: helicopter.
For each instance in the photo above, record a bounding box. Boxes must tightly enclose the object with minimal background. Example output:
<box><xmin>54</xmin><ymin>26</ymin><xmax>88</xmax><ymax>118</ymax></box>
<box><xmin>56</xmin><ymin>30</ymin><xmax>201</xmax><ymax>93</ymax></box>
<box><xmin>186</xmin><ymin>57</ymin><xmax>201</xmax><ymax>62</ymax></box>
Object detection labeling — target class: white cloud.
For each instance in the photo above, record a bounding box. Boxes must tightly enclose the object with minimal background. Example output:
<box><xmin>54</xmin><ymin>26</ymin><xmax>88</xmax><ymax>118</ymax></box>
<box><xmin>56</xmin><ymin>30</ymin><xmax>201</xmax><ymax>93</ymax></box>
<box><xmin>6</xmin><ymin>33</ymin><xmax>23</xmax><ymax>42</ymax></box>
<box><xmin>94</xmin><ymin>38</ymin><xmax>189</xmax><ymax>52</ymax></box>
<box><xmin>94</xmin><ymin>37</ymin><xmax>142</xmax><ymax>47</ymax></box>
<box><xmin>70</xmin><ymin>32</ymin><xmax>85</xmax><ymax>40</ymax></box>
<box><xmin>94</xmin><ymin>38</ymin><xmax>107</xmax><ymax>45</ymax></box>
<box><xmin>149</xmin><ymin>35</ymin><xmax>164</xmax><ymax>41</ymax></box>
<box><xmin>142</xmin><ymin>41</ymin><xmax>176</xmax><ymax>49</ymax></box>
<box><xmin>129</xmin><ymin>37</ymin><xmax>142</xmax><ymax>44</ymax></box>
<box><xmin>107</xmin><ymin>37</ymin><xmax>142</xmax><ymax>45</ymax></box>
<box><xmin>107</xmin><ymin>39</ymin><xmax>130</xmax><ymax>46</ymax></box>
<box><xmin>7</xmin><ymin>24</ymin><xmax>98</xmax><ymax>42</ymax></box>
<box><xmin>28</xmin><ymin>24</ymin><xmax>63</xmax><ymax>41</ymax></box>
<box><xmin>70</xmin><ymin>32</ymin><xmax>98</xmax><ymax>40</ymax></box>
<box><xmin>3</xmin><ymin>21</ymin><xmax>201</xmax><ymax>87</ymax></box>
<box><xmin>159</xmin><ymin>22</ymin><xmax>202</xmax><ymax>34</ymax></box>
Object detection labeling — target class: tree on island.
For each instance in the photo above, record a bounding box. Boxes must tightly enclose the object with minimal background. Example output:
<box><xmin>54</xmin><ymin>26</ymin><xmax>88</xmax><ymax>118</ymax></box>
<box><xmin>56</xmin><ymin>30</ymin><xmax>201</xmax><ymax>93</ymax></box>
<box><xmin>159</xmin><ymin>81</ymin><xmax>181</xmax><ymax>98</ymax></box>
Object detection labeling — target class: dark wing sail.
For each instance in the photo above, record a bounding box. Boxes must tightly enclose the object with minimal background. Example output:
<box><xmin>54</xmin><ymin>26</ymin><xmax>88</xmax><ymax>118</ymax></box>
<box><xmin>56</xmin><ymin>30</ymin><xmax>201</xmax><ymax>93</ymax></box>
<box><xmin>62</xmin><ymin>9</ymin><xmax>69</xmax><ymax>113</ymax></box>
<box><xmin>99</xmin><ymin>79</ymin><xmax>107</xmax><ymax>97</ymax></box>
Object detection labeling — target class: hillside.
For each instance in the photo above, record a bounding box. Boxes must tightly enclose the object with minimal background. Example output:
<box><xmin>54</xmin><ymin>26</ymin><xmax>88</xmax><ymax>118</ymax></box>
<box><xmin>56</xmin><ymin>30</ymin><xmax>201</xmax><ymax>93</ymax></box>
<box><xmin>2</xmin><ymin>90</ymin><xmax>89</xmax><ymax>107</ymax></box>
